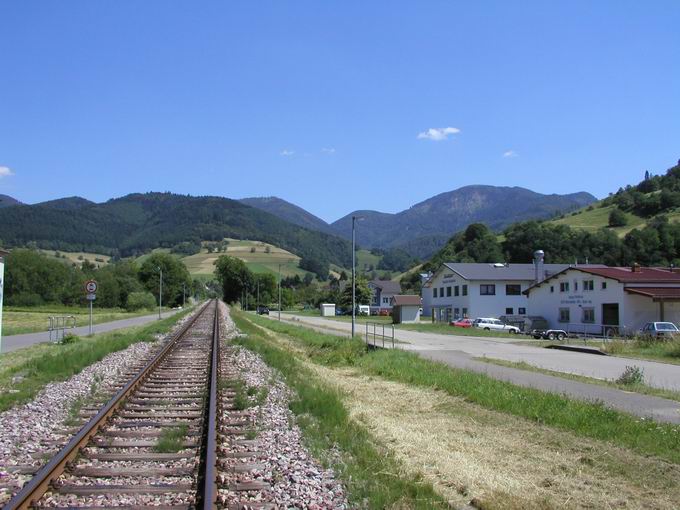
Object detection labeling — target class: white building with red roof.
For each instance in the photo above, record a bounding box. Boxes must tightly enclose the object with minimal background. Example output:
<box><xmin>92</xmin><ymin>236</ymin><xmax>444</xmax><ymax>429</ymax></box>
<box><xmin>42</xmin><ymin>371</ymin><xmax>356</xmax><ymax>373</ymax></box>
<box><xmin>524</xmin><ymin>264</ymin><xmax>680</xmax><ymax>335</ymax></box>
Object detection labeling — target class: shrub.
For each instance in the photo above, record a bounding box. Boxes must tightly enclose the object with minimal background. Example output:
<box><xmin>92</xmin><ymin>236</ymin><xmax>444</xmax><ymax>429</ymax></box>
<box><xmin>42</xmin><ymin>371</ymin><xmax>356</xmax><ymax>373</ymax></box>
<box><xmin>126</xmin><ymin>291</ymin><xmax>157</xmax><ymax>311</ymax></box>
<box><xmin>616</xmin><ymin>365</ymin><xmax>644</xmax><ymax>385</ymax></box>
<box><xmin>60</xmin><ymin>333</ymin><xmax>80</xmax><ymax>345</ymax></box>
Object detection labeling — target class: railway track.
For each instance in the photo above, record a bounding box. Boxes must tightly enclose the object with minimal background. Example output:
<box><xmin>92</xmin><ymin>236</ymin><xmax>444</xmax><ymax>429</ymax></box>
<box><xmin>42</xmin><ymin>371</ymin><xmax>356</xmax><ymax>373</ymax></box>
<box><xmin>5</xmin><ymin>300</ymin><xmax>222</xmax><ymax>510</ymax></box>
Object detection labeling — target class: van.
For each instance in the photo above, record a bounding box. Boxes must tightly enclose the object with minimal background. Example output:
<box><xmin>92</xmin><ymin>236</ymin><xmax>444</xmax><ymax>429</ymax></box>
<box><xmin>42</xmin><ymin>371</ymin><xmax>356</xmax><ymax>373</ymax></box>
<box><xmin>358</xmin><ymin>305</ymin><xmax>370</xmax><ymax>316</ymax></box>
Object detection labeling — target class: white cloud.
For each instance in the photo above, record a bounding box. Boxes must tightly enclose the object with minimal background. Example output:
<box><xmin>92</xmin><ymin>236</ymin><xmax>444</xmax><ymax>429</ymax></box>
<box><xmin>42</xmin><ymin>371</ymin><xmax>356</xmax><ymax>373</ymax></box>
<box><xmin>321</xmin><ymin>147</ymin><xmax>336</xmax><ymax>154</ymax></box>
<box><xmin>502</xmin><ymin>150</ymin><xmax>518</xmax><ymax>158</ymax></box>
<box><xmin>0</xmin><ymin>166</ymin><xmax>14</xmax><ymax>177</ymax></box>
<box><xmin>280</xmin><ymin>149</ymin><xmax>295</xmax><ymax>157</ymax></box>
<box><xmin>417</xmin><ymin>127</ymin><xmax>461</xmax><ymax>141</ymax></box>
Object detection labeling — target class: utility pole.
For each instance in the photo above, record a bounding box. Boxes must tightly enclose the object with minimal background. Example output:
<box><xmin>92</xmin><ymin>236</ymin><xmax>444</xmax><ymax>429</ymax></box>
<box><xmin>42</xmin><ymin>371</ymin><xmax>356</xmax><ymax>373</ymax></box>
<box><xmin>278</xmin><ymin>263</ymin><xmax>282</xmax><ymax>321</ymax></box>
<box><xmin>351</xmin><ymin>215</ymin><xmax>357</xmax><ymax>338</ymax></box>
<box><xmin>182</xmin><ymin>282</ymin><xmax>186</xmax><ymax>308</ymax></box>
<box><xmin>257</xmin><ymin>280</ymin><xmax>260</xmax><ymax>311</ymax></box>
<box><xmin>156</xmin><ymin>266</ymin><xmax>163</xmax><ymax>320</ymax></box>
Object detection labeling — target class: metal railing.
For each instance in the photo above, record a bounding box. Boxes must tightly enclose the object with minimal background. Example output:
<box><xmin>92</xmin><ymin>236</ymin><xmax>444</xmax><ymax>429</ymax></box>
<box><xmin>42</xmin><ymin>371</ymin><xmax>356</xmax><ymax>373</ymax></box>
<box><xmin>48</xmin><ymin>315</ymin><xmax>77</xmax><ymax>342</ymax></box>
<box><xmin>365</xmin><ymin>322</ymin><xmax>395</xmax><ymax>349</ymax></box>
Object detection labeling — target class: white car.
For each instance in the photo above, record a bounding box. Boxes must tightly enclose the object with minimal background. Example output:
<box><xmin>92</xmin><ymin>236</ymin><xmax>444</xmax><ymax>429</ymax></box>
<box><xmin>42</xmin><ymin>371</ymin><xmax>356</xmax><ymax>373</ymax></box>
<box><xmin>473</xmin><ymin>317</ymin><xmax>520</xmax><ymax>334</ymax></box>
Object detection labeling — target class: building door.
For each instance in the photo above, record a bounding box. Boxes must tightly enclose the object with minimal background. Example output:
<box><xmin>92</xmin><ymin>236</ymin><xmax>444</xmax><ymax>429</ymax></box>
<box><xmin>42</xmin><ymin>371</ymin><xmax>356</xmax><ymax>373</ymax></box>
<box><xmin>602</xmin><ymin>303</ymin><xmax>619</xmax><ymax>325</ymax></box>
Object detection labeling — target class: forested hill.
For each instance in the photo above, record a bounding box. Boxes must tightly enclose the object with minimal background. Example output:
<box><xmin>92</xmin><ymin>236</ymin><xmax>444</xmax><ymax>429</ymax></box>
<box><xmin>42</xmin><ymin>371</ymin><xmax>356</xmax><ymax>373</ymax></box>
<box><xmin>331</xmin><ymin>185</ymin><xmax>596</xmax><ymax>250</ymax></box>
<box><xmin>0</xmin><ymin>194</ymin><xmax>21</xmax><ymax>208</ymax></box>
<box><xmin>239</xmin><ymin>196</ymin><xmax>335</xmax><ymax>235</ymax></box>
<box><xmin>0</xmin><ymin>192</ymin><xmax>353</xmax><ymax>271</ymax></box>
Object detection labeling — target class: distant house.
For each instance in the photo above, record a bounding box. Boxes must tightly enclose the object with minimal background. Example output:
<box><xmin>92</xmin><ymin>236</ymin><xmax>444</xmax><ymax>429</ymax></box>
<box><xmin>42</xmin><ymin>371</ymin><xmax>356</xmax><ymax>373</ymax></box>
<box><xmin>391</xmin><ymin>295</ymin><xmax>422</xmax><ymax>324</ymax></box>
<box><xmin>368</xmin><ymin>280</ymin><xmax>402</xmax><ymax>313</ymax></box>
<box><xmin>524</xmin><ymin>265</ymin><xmax>680</xmax><ymax>334</ymax></box>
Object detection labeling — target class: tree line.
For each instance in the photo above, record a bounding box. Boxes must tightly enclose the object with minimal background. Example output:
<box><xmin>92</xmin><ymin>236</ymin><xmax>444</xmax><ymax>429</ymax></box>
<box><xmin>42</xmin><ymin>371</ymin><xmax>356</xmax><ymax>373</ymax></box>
<box><xmin>4</xmin><ymin>249</ymin><xmax>208</xmax><ymax>309</ymax></box>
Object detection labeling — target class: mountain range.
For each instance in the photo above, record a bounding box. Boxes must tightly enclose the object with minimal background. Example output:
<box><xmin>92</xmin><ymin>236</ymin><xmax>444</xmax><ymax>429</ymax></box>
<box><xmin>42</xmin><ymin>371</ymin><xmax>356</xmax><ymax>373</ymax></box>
<box><xmin>242</xmin><ymin>186</ymin><xmax>596</xmax><ymax>255</ymax></box>
<box><xmin>0</xmin><ymin>185</ymin><xmax>595</xmax><ymax>263</ymax></box>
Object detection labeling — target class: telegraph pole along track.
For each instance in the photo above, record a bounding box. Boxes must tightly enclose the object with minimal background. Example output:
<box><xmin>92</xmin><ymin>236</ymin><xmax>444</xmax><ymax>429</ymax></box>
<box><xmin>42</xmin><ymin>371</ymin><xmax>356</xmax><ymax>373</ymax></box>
<box><xmin>3</xmin><ymin>299</ymin><xmax>282</xmax><ymax>510</ymax></box>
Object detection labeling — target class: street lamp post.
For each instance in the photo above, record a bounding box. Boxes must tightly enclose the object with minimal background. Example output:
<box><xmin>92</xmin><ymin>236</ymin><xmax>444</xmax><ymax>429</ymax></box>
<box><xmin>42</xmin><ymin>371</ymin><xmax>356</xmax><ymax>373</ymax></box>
<box><xmin>156</xmin><ymin>266</ymin><xmax>163</xmax><ymax>320</ymax></box>
<box><xmin>352</xmin><ymin>215</ymin><xmax>359</xmax><ymax>338</ymax></box>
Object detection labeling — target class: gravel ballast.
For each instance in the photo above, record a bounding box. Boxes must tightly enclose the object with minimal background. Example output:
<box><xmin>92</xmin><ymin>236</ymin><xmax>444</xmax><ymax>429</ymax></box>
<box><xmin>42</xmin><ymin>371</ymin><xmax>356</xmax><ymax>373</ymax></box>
<box><xmin>218</xmin><ymin>304</ymin><xmax>349</xmax><ymax>509</ymax></box>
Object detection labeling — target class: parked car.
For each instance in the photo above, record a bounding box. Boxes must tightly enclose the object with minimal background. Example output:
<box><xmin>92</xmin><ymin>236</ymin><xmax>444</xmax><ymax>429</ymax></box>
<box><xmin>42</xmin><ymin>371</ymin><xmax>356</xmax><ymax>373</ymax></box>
<box><xmin>639</xmin><ymin>322</ymin><xmax>680</xmax><ymax>339</ymax></box>
<box><xmin>473</xmin><ymin>317</ymin><xmax>520</xmax><ymax>334</ymax></box>
<box><xmin>256</xmin><ymin>305</ymin><xmax>269</xmax><ymax>315</ymax></box>
<box><xmin>532</xmin><ymin>329</ymin><xmax>567</xmax><ymax>340</ymax></box>
<box><xmin>450</xmin><ymin>318</ymin><xmax>473</xmax><ymax>328</ymax></box>
<box><xmin>358</xmin><ymin>305</ymin><xmax>371</xmax><ymax>316</ymax></box>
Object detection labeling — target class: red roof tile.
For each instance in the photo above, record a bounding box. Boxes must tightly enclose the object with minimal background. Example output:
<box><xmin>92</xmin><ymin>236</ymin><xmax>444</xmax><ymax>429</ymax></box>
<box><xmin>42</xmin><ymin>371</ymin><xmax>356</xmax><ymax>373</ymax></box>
<box><xmin>391</xmin><ymin>295</ymin><xmax>421</xmax><ymax>306</ymax></box>
<box><xmin>625</xmin><ymin>287</ymin><xmax>680</xmax><ymax>299</ymax></box>
<box><xmin>577</xmin><ymin>267</ymin><xmax>680</xmax><ymax>283</ymax></box>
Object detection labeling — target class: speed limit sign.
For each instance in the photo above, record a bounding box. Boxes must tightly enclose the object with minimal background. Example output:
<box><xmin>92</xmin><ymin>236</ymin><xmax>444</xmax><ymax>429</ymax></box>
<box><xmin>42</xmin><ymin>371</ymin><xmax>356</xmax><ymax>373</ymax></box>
<box><xmin>85</xmin><ymin>280</ymin><xmax>98</xmax><ymax>294</ymax></box>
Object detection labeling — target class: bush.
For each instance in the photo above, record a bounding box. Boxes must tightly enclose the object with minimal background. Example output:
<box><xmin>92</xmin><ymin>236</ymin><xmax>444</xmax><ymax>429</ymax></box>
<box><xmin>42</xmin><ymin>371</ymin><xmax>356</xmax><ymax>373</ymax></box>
<box><xmin>616</xmin><ymin>365</ymin><xmax>644</xmax><ymax>385</ymax></box>
<box><xmin>125</xmin><ymin>291</ymin><xmax>157</xmax><ymax>311</ymax></box>
<box><xmin>60</xmin><ymin>333</ymin><xmax>80</xmax><ymax>345</ymax></box>
<box><xmin>608</xmin><ymin>207</ymin><xmax>628</xmax><ymax>227</ymax></box>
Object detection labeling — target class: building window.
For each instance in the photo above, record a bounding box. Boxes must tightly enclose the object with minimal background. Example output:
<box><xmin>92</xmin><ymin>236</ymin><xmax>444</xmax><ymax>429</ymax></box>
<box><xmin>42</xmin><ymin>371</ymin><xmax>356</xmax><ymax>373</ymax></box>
<box><xmin>433</xmin><ymin>288</ymin><xmax>437</xmax><ymax>298</ymax></box>
<box><xmin>560</xmin><ymin>282</ymin><xmax>570</xmax><ymax>292</ymax></box>
<box><xmin>505</xmin><ymin>307</ymin><xmax>513</xmax><ymax>315</ymax></box>
<box><xmin>583</xmin><ymin>280</ymin><xmax>594</xmax><ymax>291</ymax></box>
<box><xmin>446</xmin><ymin>286</ymin><xmax>452</xmax><ymax>297</ymax></box>
<box><xmin>582</xmin><ymin>308</ymin><xmax>595</xmax><ymax>323</ymax></box>
<box><xmin>462</xmin><ymin>307</ymin><xmax>468</xmax><ymax>317</ymax></box>
<box><xmin>574</xmin><ymin>281</ymin><xmax>578</xmax><ymax>291</ymax></box>
<box><xmin>518</xmin><ymin>307</ymin><xmax>526</xmax><ymax>315</ymax></box>
<box><xmin>382</xmin><ymin>297</ymin><xmax>389</xmax><ymax>304</ymax></box>
<box><xmin>462</xmin><ymin>285</ymin><xmax>468</xmax><ymax>296</ymax></box>
<box><xmin>454</xmin><ymin>307</ymin><xmax>460</xmax><ymax>318</ymax></box>
<box><xmin>559</xmin><ymin>308</ymin><xmax>570</xmax><ymax>323</ymax></box>
<box><xmin>480</xmin><ymin>284</ymin><xmax>496</xmax><ymax>295</ymax></box>
<box><xmin>440</xmin><ymin>287</ymin><xmax>444</xmax><ymax>298</ymax></box>
<box><xmin>602</xmin><ymin>281</ymin><xmax>607</xmax><ymax>290</ymax></box>
<box><xmin>550</xmin><ymin>286</ymin><xmax>554</xmax><ymax>293</ymax></box>
<box><xmin>454</xmin><ymin>286</ymin><xmax>460</xmax><ymax>296</ymax></box>
<box><xmin>505</xmin><ymin>284</ymin><xmax>521</xmax><ymax>295</ymax></box>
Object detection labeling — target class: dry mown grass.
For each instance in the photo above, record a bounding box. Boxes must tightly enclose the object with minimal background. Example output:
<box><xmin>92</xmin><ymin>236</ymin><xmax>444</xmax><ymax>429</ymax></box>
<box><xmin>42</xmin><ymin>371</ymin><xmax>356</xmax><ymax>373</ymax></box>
<box><xmin>297</xmin><ymin>359</ymin><xmax>680</xmax><ymax>510</ymax></box>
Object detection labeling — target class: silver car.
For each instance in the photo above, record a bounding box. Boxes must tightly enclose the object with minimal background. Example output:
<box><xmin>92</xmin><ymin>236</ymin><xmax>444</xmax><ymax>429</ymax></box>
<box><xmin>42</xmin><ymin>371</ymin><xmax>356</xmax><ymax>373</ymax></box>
<box><xmin>639</xmin><ymin>322</ymin><xmax>679</xmax><ymax>339</ymax></box>
<box><xmin>473</xmin><ymin>317</ymin><xmax>521</xmax><ymax>334</ymax></box>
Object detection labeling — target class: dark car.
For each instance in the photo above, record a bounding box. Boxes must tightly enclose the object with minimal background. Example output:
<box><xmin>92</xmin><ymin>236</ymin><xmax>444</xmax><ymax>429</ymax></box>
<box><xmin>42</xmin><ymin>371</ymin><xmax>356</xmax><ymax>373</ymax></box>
<box><xmin>257</xmin><ymin>305</ymin><xmax>270</xmax><ymax>315</ymax></box>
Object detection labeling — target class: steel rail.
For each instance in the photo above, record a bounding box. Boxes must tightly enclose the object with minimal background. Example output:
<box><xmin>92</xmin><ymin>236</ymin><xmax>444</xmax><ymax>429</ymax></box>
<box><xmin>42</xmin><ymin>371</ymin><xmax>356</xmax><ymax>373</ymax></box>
<box><xmin>198</xmin><ymin>300</ymin><xmax>220</xmax><ymax>509</ymax></box>
<box><xmin>4</xmin><ymin>300</ymin><xmax>213</xmax><ymax>510</ymax></box>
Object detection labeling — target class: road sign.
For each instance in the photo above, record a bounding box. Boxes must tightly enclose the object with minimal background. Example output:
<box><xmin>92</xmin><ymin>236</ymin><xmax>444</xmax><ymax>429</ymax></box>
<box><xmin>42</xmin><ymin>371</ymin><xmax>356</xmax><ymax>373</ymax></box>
<box><xmin>85</xmin><ymin>280</ymin><xmax>98</xmax><ymax>294</ymax></box>
<box><xmin>86</xmin><ymin>293</ymin><xmax>96</xmax><ymax>301</ymax></box>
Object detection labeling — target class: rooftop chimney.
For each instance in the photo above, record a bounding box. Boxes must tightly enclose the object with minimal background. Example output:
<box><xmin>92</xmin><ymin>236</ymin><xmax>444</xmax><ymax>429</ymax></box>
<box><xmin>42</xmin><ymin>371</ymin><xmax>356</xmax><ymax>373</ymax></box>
<box><xmin>631</xmin><ymin>263</ymin><xmax>641</xmax><ymax>273</ymax></box>
<box><xmin>534</xmin><ymin>250</ymin><xmax>545</xmax><ymax>283</ymax></box>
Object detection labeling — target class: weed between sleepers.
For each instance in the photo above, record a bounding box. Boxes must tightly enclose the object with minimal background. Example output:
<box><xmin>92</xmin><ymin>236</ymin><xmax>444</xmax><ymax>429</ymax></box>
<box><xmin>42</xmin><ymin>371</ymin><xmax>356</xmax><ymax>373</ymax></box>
<box><xmin>154</xmin><ymin>424</ymin><xmax>189</xmax><ymax>453</ymax></box>
<box><xmin>238</xmin><ymin>311</ymin><xmax>680</xmax><ymax>466</ymax></box>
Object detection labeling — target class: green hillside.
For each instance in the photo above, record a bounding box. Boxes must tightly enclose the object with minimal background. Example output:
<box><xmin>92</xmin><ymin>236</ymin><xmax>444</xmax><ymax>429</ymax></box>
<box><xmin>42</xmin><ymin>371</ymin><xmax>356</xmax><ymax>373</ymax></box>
<box><xmin>551</xmin><ymin>204</ymin><xmax>646</xmax><ymax>236</ymax></box>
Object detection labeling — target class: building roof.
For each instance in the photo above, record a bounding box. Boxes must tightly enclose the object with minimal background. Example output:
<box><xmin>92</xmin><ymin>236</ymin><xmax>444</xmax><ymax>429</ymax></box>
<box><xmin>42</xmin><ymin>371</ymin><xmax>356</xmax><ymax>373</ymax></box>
<box><xmin>369</xmin><ymin>279</ymin><xmax>402</xmax><ymax>294</ymax></box>
<box><xmin>434</xmin><ymin>262</ymin><xmax>593</xmax><ymax>282</ymax></box>
<box><xmin>625</xmin><ymin>287</ymin><xmax>680</xmax><ymax>300</ymax></box>
<box><xmin>524</xmin><ymin>266</ymin><xmax>680</xmax><ymax>295</ymax></box>
<box><xmin>577</xmin><ymin>266</ymin><xmax>680</xmax><ymax>283</ymax></box>
<box><xmin>391</xmin><ymin>295</ymin><xmax>422</xmax><ymax>306</ymax></box>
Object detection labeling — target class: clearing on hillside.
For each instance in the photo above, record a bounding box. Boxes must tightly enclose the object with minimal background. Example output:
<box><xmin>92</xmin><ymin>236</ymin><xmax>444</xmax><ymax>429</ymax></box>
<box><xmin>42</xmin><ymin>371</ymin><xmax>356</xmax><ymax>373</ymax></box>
<box><xmin>40</xmin><ymin>249</ymin><xmax>111</xmax><ymax>268</ymax></box>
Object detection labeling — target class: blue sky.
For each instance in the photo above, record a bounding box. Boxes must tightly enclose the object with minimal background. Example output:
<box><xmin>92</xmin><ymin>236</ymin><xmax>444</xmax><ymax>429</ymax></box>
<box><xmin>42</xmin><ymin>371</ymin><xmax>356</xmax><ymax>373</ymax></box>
<box><xmin>1</xmin><ymin>1</ymin><xmax>679</xmax><ymax>222</ymax></box>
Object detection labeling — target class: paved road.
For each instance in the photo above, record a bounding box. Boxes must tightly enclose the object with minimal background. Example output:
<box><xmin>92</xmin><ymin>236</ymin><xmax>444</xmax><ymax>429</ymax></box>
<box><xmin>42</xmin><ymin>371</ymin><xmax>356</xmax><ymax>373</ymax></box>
<box><xmin>0</xmin><ymin>310</ymin><xmax>181</xmax><ymax>354</ymax></box>
<box><xmin>268</xmin><ymin>313</ymin><xmax>680</xmax><ymax>424</ymax></box>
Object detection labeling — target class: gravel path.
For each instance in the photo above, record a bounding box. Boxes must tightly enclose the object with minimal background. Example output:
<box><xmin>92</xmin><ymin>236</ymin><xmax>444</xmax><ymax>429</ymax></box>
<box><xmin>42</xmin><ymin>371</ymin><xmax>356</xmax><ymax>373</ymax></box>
<box><xmin>0</xmin><ymin>312</ymin><xmax>194</xmax><ymax>505</ymax></box>
<box><xmin>218</xmin><ymin>303</ymin><xmax>349</xmax><ymax>509</ymax></box>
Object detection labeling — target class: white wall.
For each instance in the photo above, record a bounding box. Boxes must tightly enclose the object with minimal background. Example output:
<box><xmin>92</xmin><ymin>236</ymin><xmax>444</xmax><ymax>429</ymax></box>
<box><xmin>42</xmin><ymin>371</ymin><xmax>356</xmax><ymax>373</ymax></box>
<box><xmin>423</xmin><ymin>270</ymin><xmax>531</xmax><ymax>320</ymax></box>
<box><xmin>396</xmin><ymin>305</ymin><xmax>420</xmax><ymax>324</ymax></box>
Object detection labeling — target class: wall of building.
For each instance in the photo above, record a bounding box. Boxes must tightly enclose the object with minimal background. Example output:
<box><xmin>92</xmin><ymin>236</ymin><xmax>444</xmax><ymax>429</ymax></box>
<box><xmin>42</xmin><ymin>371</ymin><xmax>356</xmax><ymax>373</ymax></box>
<box><xmin>527</xmin><ymin>270</ymin><xmax>626</xmax><ymax>333</ymax></box>
<box><xmin>395</xmin><ymin>305</ymin><xmax>420</xmax><ymax>324</ymax></box>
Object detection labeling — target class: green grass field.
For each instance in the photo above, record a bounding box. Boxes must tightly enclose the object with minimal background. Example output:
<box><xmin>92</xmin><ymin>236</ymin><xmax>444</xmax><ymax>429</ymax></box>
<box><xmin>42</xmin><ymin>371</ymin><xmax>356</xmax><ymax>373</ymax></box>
<box><xmin>180</xmin><ymin>239</ymin><xmax>311</xmax><ymax>279</ymax></box>
<box><xmin>2</xmin><ymin>305</ymin><xmax>166</xmax><ymax>336</ymax></box>
<box><xmin>551</xmin><ymin>204</ymin><xmax>645</xmax><ymax>236</ymax></box>
<box><xmin>38</xmin><ymin>249</ymin><xmax>112</xmax><ymax>268</ymax></box>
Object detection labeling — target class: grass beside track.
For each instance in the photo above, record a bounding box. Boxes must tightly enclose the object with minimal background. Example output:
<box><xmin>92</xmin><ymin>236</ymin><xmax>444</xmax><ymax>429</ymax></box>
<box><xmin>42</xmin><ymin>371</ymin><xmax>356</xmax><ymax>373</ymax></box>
<box><xmin>243</xmin><ymin>312</ymin><xmax>680</xmax><ymax>465</ymax></box>
<box><xmin>0</xmin><ymin>307</ymin><xmax>193</xmax><ymax>413</ymax></box>
<box><xmin>232</xmin><ymin>314</ymin><xmax>449</xmax><ymax>509</ymax></box>
<box><xmin>2</xmin><ymin>305</ymin><xmax>171</xmax><ymax>336</ymax></box>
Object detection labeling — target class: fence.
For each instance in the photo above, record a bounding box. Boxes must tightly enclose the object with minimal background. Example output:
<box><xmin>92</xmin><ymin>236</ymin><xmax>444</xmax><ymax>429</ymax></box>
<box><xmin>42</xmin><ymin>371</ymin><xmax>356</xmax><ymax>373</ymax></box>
<box><xmin>48</xmin><ymin>315</ymin><xmax>77</xmax><ymax>342</ymax></box>
<box><xmin>365</xmin><ymin>322</ymin><xmax>395</xmax><ymax>349</ymax></box>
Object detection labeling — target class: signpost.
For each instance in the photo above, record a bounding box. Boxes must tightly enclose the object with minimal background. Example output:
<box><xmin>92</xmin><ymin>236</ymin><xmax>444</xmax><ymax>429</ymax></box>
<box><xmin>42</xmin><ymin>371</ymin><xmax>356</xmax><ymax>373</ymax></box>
<box><xmin>85</xmin><ymin>280</ymin><xmax>97</xmax><ymax>335</ymax></box>
<box><xmin>0</xmin><ymin>252</ymin><xmax>6</xmax><ymax>353</ymax></box>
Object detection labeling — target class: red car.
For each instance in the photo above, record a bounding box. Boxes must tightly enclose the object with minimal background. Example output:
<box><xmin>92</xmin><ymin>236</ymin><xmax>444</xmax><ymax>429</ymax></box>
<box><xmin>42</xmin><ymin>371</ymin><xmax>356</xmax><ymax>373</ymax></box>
<box><xmin>451</xmin><ymin>318</ymin><xmax>473</xmax><ymax>328</ymax></box>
